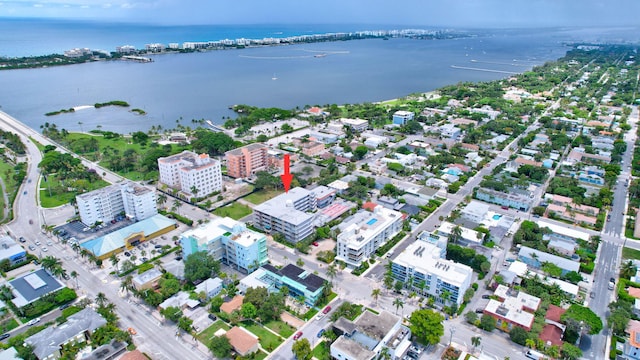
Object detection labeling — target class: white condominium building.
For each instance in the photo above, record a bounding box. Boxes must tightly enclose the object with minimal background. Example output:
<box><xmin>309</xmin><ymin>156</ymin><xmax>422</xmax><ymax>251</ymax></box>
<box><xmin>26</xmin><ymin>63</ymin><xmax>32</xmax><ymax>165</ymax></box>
<box><xmin>76</xmin><ymin>182</ymin><xmax>157</xmax><ymax>226</ymax></box>
<box><xmin>336</xmin><ymin>205</ymin><xmax>402</xmax><ymax>268</ymax></box>
<box><xmin>158</xmin><ymin>150</ymin><xmax>222</xmax><ymax>197</ymax></box>
<box><xmin>391</xmin><ymin>239</ymin><xmax>472</xmax><ymax>306</ymax></box>
<box><xmin>253</xmin><ymin>187</ymin><xmax>317</xmax><ymax>243</ymax></box>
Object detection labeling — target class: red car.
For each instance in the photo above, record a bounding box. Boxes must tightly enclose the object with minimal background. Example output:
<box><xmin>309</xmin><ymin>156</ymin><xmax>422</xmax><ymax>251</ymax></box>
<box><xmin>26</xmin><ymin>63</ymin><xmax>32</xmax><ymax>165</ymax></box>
<box><xmin>312</xmin><ymin>241</ymin><xmax>319</xmax><ymax>247</ymax></box>
<box><xmin>293</xmin><ymin>331</ymin><xmax>303</xmax><ymax>340</ymax></box>
<box><xmin>322</xmin><ymin>306</ymin><xmax>331</xmax><ymax>314</ymax></box>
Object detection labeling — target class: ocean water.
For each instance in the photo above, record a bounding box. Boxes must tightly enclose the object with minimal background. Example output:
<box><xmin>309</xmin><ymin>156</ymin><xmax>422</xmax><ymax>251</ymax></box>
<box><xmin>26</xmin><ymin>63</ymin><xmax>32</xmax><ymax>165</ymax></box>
<box><xmin>0</xmin><ymin>20</ymin><xmax>602</xmax><ymax>134</ymax></box>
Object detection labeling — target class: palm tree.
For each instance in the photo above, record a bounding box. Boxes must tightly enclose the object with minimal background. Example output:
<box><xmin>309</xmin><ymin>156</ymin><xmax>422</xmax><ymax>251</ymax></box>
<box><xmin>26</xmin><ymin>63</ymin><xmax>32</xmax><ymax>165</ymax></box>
<box><xmin>621</xmin><ymin>260</ymin><xmax>637</xmax><ymax>279</ymax></box>
<box><xmin>326</xmin><ymin>264</ymin><xmax>338</xmax><ymax>285</ymax></box>
<box><xmin>121</xmin><ymin>275</ymin><xmax>133</xmax><ymax>294</ymax></box>
<box><xmin>393</xmin><ymin>298</ymin><xmax>404</xmax><ymax>316</ymax></box>
<box><xmin>440</xmin><ymin>290</ymin><xmax>451</xmax><ymax>305</ymax></box>
<box><xmin>525</xmin><ymin>338</ymin><xmax>536</xmax><ymax>350</ymax></box>
<box><xmin>50</xmin><ymin>265</ymin><xmax>67</xmax><ymax>279</ymax></box>
<box><xmin>471</xmin><ymin>336</ymin><xmax>481</xmax><ymax>353</ymax></box>
<box><xmin>95</xmin><ymin>292</ymin><xmax>108</xmax><ymax>308</ymax></box>
<box><xmin>41</xmin><ymin>256</ymin><xmax>62</xmax><ymax>273</ymax></box>
<box><xmin>71</xmin><ymin>242</ymin><xmax>81</xmax><ymax>255</ymax></box>
<box><xmin>371</xmin><ymin>288</ymin><xmax>381</xmax><ymax>306</ymax></box>
<box><xmin>70</xmin><ymin>271</ymin><xmax>79</xmax><ymax>289</ymax></box>
<box><xmin>109</xmin><ymin>254</ymin><xmax>120</xmax><ymax>273</ymax></box>
<box><xmin>449</xmin><ymin>225</ymin><xmax>463</xmax><ymax>244</ymax></box>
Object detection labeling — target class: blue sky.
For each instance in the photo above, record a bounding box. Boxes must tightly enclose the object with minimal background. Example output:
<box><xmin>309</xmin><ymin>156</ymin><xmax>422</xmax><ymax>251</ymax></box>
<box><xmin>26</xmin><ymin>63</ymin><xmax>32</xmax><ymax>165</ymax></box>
<box><xmin>1</xmin><ymin>0</ymin><xmax>639</xmax><ymax>27</ymax></box>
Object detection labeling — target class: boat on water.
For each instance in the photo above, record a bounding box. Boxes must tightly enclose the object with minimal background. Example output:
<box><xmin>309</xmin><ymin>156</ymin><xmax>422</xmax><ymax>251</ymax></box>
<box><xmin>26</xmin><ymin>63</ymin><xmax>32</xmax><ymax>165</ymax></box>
<box><xmin>314</xmin><ymin>53</ymin><xmax>327</xmax><ymax>58</ymax></box>
<box><xmin>272</xmin><ymin>73</ymin><xmax>278</xmax><ymax>80</ymax></box>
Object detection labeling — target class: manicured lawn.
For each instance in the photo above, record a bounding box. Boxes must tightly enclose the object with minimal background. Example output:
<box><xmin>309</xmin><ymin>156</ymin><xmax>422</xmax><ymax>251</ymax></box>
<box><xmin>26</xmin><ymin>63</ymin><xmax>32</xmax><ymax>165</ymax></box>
<box><xmin>196</xmin><ymin>320</ymin><xmax>230</xmax><ymax>344</ymax></box>
<box><xmin>40</xmin><ymin>177</ymin><xmax>110</xmax><ymax>208</ymax></box>
<box><xmin>241</xmin><ymin>320</ymin><xmax>282</xmax><ymax>352</ymax></box>
<box><xmin>0</xmin><ymin>160</ymin><xmax>15</xmax><ymax>216</ymax></box>
<box><xmin>264</xmin><ymin>320</ymin><xmax>295</xmax><ymax>338</ymax></box>
<box><xmin>244</xmin><ymin>189</ymin><xmax>283</xmax><ymax>205</ymax></box>
<box><xmin>623</xmin><ymin>247</ymin><xmax>640</xmax><ymax>260</ymax></box>
<box><xmin>213</xmin><ymin>203</ymin><xmax>253</xmax><ymax>220</ymax></box>
<box><xmin>312</xmin><ymin>341</ymin><xmax>330</xmax><ymax>360</ymax></box>
<box><xmin>253</xmin><ymin>350</ymin><xmax>268</xmax><ymax>360</ymax></box>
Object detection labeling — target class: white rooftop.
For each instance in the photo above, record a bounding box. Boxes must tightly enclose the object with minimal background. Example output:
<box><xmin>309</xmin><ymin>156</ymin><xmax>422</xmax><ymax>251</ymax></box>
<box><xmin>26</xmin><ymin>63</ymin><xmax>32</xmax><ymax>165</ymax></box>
<box><xmin>536</xmin><ymin>220</ymin><xmax>590</xmax><ymax>241</ymax></box>
<box><xmin>394</xmin><ymin>241</ymin><xmax>472</xmax><ymax>288</ymax></box>
<box><xmin>508</xmin><ymin>261</ymin><xmax>528</xmax><ymax>277</ymax></box>
<box><xmin>437</xmin><ymin>222</ymin><xmax>482</xmax><ymax>244</ymax></box>
<box><xmin>24</xmin><ymin>273</ymin><xmax>46</xmax><ymax>290</ymax></box>
<box><xmin>182</xmin><ymin>217</ymin><xmax>263</xmax><ymax>247</ymax></box>
<box><xmin>337</xmin><ymin>206</ymin><xmax>402</xmax><ymax>250</ymax></box>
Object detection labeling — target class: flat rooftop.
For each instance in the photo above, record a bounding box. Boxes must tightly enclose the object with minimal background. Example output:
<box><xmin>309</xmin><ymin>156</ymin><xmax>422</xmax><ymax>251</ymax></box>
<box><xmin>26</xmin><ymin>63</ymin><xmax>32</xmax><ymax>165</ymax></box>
<box><xmin>393</xmin><ymin>241</ymin><xmax>472</xmax><ymax>288</ymax></box>
<box><xmin>9</xmin><ymin>269</ymin><xmax>65</xmax><ymax>307</ymax></box>
<box><xmin>182</xmin><ymin>217</ymin><xmax>263</xmax><ymax>247</ymax></box>
<box><xmin>263</xmin><ymin>264</ymin><xmax>326</xmax><ymax>292</ymax></box>
<box><xmin>337</xmin><ymin>206</ymin><xmax>401</xmax><ymax>249</ymax></box>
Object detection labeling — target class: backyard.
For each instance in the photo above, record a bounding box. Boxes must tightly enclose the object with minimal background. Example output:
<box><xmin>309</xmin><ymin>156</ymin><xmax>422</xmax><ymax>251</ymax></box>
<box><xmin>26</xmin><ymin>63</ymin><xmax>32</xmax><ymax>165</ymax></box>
<box><xmin>196</xmin><ymin>320</ymin><xmax>230</xmax><ymax>344</ymax></box>
<box><xmin>240</xmin><ymin>320</ymin><xmax>283</xmax><ymax>352</ymax></box>
<box><xmin>264</xmin><ymin>320</ymin><xmax>295</xmax><ymax>338</ymax></box>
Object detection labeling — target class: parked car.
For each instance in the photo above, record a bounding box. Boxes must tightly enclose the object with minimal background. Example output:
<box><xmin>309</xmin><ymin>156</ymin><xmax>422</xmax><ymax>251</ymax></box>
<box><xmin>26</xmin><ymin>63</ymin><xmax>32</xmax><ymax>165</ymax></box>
<box><xmin>475</xmin><ymin>308</ymin><xmax>484</xmax><ymax>314</ymax></box>
<box><xmin>293</xmin><ymin>331</ymin><xmax>303</xmax><ymax>340</ymax></box>
<box><xmin>175</xmin><ymin>256</ymin><xmax>183</xmax><ymax>261</ymax></box>
<box><xmin>27</xmin><ymin>318</ymin><xmax>41</xmax><ymax>326</ymax></box>
<box><xmin>155</xmin><ymin>244</ymin><xmax>162</xmax><ymax>249</ymax></box>
<box><xmin>610</xmin><ymin>277</ymin><xmax>616</xmax><ymax>284</ymax></box>
<box><xmin>42</xmin><ymin>247</ymin><xmax>48</xmax><ymax>252</ymax></box>
<box><xmin>127</xmin><ymin>327</ymin><xmax>137</xmax><ymax>335</ymax></box>
<box><xmin>481</xmin><ymin>294</ymin><xmax>491</xmax><ymax>299</ymax></box>
<box><xmin>28</xmin><ymin>245</ymin><xmax>36</xmax><ymax>251</ymax></box>
<box><xmin>59</xmin><ymin>303</ymin><xmax>71</xmax><ymax>310</ymax></box>
<box><xmin>124</xmin><ymin>252</ymin><xmax>131</xmax><ymax>257</ymax></box>
<box><xmin>0</xmin><ymin>333</ymin><xmax>9</xmax><ymax>340</ymax></box>
<box><xmin>35</xmin><ymin>241</ymin><xmax>41</xmax><ymax>246</ymax></box>
<box><xmin>312</xmin><ymin>241</ymin><xmax>319</xmax><ymax>247</ymax></box>
<box><xmin>501</xmin><ymin>206</ymin><xmax>509</xmax><ymax>210</ymax></box>
<box><xmin>208</xmin><ymin>314</ymin><xmax>217</xmax><ymax>321</ymax></box>
<box><xmin>18</xmin><ymin>237</ymin><xmax>26</xmax><ymax>243</ymax></box>
<box><xmin>322</xmin><ymin>306</ymin><xmax>331</xmax><ymax>314</ymax></box>
<box><xmin>317</xmin><ymin>329</ymin><xmax>325</xmax><ymax>338</ymax></box>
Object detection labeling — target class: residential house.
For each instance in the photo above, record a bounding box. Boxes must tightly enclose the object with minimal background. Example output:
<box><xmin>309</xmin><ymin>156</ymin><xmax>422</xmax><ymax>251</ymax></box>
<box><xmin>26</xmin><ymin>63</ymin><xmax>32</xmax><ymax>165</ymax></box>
<box><xmin>226</xmin><ymin>327</ymin><xmax>259</xmax><ymax>357</ymax></box>
<box><xmin>439</xmin><ymin>124</ymin><xmax>461</xmax><ymax>139</ymax></box>
<box><xmin>331</xmin><ymin>311</ymin><xmax>411</xmax><ymax>360</ymax></box>
<box><xmin>195</xmin><ymin>278</ymin><xmax>224</xmax><ymax>299</ymax></box>
<box><xmin>482</xmin><ymin>285</ymin><xmax>541</xmax><ymax>331</ymax></box>
<box><xmin>25</xmin><ymin>308</ymin><xmax>107</xmax><ymax>360</ymax></box>
<box><xmin>517</xmin><ymin>246</ymin><xmax>580</xmax><ymax>275</ymax></box>
<box><xmin>220</xmin><ymin>295</ymin><xmax>244</xmax><ymax>314</ymax></box>
<box><xmin>540</xmin><ymin>305</ymin><xmax>566</xmax><ymax>347</ymax></box>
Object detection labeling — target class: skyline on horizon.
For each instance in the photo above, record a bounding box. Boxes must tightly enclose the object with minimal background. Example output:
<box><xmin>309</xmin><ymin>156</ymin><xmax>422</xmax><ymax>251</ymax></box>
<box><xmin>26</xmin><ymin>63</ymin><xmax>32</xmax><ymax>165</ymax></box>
<box><xmin>1</xmin><ymin>0</ymin><xmax>640</xmax><ymax>28</ymax></box>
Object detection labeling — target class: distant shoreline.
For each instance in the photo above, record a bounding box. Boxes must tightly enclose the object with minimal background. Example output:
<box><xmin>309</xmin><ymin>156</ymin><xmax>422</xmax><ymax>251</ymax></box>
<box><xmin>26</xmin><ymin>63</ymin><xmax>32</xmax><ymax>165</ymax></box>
<box><xmin>0</xmin><ymin>28</ymin><xmax>468</xmax><ymax>71</ymax></box>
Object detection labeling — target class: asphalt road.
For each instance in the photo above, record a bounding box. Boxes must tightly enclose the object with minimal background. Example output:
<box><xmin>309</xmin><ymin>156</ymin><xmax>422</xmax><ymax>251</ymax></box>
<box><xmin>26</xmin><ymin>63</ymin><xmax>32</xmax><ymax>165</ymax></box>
<box><xmin>0</xmin><ymin>111</ymin><xmax>210</xmax><ymax>359</ymax></box>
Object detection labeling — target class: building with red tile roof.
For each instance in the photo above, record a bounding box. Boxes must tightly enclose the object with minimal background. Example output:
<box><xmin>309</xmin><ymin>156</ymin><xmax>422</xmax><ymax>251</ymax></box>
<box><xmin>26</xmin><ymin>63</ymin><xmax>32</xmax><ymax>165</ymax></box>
<box><xmin>226</xmin><ymin>326</ymin><xmax>259</xmax><ymax>356</ymax></box>
<box><xmin>220</xmin><ymin>295</ymin><xmax>244</xmax><ymax>314</ymax></box>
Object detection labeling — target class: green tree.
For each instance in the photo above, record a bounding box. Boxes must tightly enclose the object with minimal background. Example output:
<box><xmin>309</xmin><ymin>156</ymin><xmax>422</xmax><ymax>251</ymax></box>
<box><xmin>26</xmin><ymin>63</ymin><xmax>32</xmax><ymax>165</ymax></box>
<box><xmin>244</xmin><ymin>287</ymin><xmax>269</xmax><ymax>308</ymax></box>
<box><xmin>209</xmin><ymin>335</ymin><xmax>232</xmax><ymax>358</ymax></box>
<box><xmin>561</xmin><ymin>343</ymin><xmax>583</xmax><ymax>360</ymax></box>
<box><xmin>464</xmin><ymin>311</ymin><xmax>478</xmax><ymax>324</ymax></box>
<box><xmin>160</xmin><ymin>306</ymin><xmax>183</xmax><ymax>322</ymax></box>
<box><xmin>177</xmin><ymin>316</ymin><xmax>193</xmax><ymax>333</ymax></box>
<box><xmin>393</xmin><ymin>298</ymin><xmax>404</xmax><ymax>316</ymax></box>
<box><xmin>509</xmin><ymin>326</ymin><xmax>528</xmax><ymax>345</ymax></box>
<box><xmin>184</xmin><ymin>252</ymin><xmax>220</xmax><ymax>284</ymax></box>
<box><xmin>241</xmin><ymin>302</ymin><xmax>258</xmax><ymax>319</ymax></box>
<box><xmin>471</xmin><ymin>336</ymin><xmax>481</xmax><ymax>352</ymax></box>
<box><xmin>371</xmin><ymin>288</ymin><xmax>381</xmax><ymax>306</ymax></box>
<box><xmin>621</xmin><ymin>260</ymin><xmax>637</xmax><ymax>279</ymax></box>
<box><xmin>408</xmin><ymin>309</ymin><xmax>444</xmax><ymax>346</ymax></box>
<box><xmin>479</xmin><ymin>314</ymin><xmax>496</xmax><ymax>332</ymax></box>
<box><xmin>292</xmin><ymin>338</ymin><xmax>312</xmax><ymax>360</ymax></box>
<box><xmin>561</xmin><ymin>304</ymin><xmax>603</xmax><ymax>335</ymax></box>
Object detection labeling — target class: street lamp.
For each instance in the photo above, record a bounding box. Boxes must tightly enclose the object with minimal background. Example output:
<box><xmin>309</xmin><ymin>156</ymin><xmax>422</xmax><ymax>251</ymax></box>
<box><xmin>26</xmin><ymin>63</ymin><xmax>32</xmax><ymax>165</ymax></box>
<box><xmin>449</xmin><ymin>326</ymin><xmax>456</xmax><ymax>346</ymax></box>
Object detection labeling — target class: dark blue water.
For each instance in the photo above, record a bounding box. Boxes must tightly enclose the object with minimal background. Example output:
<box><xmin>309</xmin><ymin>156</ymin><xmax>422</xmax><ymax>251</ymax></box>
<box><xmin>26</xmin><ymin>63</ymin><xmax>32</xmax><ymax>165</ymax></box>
<box><xmin>0</xmin><ymin>20</ymin><xmax>583</xmax><ymax>134</ymax></box>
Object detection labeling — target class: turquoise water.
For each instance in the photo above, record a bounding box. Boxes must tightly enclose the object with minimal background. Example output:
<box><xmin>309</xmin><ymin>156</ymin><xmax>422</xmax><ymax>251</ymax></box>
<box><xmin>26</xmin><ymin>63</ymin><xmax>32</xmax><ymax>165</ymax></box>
<box><xmin>492</xmin><ymin>214</ymin><xmax>502</xmax><ymax>220</ymax></box>
<box><xmin>367</xmin><ymin>218</ymin><xmax>378</xmax><ymax>225</ymax></box>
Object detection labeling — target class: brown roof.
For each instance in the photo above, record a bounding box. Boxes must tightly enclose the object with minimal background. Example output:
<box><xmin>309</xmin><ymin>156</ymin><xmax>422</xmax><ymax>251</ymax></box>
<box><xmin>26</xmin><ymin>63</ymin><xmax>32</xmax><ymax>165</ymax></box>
<box><xmin>539</xmin><ymin>324</ymin><xmax>563</xmax><ymax>347</ymax></box>
<box><xmin>226</xmin><ymin>326</ymin><xmax>259</xmax><ymax>355</ymax></box>
<box><xmin>629</xmin><ymin>287</ymin><xmax>640</xmax><ymax>299</ymax></box>
<box><xmin>545</xmin><ymin>304</ymin><xmax>566</xmax><ymax>323</ymax></box>
<box><xmin>119</xmin><ymin>350</ymin><xmax>148</xmax><ymax>360</ymax></box>
<box><xmin>362</xmin><ymin>202</ymin><xmax>378</xmax><ymax>211</ymax></box>
<box><xmin>460</xmin><ymin>143</ymin><xmax>480</xmax><ymax>151</ymax></box>
<box><xmin>220</xmin><ymin>295</ymin><xmax>244</xmax><ymax>314</ymax></box>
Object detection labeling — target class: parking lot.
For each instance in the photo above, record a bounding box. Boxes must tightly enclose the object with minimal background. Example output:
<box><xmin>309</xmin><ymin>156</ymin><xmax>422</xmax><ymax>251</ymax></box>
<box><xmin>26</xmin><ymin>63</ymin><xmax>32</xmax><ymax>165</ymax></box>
<box><xmin>54</xmin><ymin>217</ymin><xmax>134</xmax><ymax>243</ymax></box>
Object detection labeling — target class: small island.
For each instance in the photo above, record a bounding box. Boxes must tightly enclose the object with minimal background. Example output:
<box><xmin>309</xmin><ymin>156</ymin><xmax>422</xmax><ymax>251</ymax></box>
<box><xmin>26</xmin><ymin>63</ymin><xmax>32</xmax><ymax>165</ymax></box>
<box><xmin>45</xmin><ymin>108</ymin><xmax>75</xmax><ymax>116</ymax></box>
<box><xmin>94</xmin><ymin>100</ymin><xmax>130</xmax><ymax>108</ymax></box>
<box><xmin>45</xmin><ymin>101</ymin><xmax>131</xmax><ymax>116</ymax></box>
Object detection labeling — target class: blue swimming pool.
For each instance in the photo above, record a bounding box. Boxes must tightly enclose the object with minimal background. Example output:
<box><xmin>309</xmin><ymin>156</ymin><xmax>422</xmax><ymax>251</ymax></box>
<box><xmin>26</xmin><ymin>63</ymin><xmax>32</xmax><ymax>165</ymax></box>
<box><xmin>367</xmin><ymin>218</ymin><xmax>378</xmax><ymax>225</ymax></box>
<box><xmin>492</xmin><ymin>214</ymin><xmax>502</xmax><ymax>220</ymax></box>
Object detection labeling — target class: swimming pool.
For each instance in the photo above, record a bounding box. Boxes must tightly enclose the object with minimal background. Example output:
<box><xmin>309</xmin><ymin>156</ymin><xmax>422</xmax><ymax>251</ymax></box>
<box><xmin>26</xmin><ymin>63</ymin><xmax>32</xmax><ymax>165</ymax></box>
<box><xmin>367</xmin><ymin>218</ymin><xmax>378</xmax><ymax>225</ymax></box>
<box><xmin>492</xmin><ymin>214</ymin><xmax>502</xmax><ymax>220</ymax></box>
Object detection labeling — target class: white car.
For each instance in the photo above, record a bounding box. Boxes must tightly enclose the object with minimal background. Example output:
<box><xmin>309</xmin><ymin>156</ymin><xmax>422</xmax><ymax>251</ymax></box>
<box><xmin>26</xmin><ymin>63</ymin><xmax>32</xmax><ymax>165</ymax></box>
<box><xmin>27</xmin><ymin>318</ymin><xmax>41</xmax><ymax>326</ymax></box>
<box><xmin>35</xmin><ymin>241</ymin><xmax>41</xmax><ymax>246</ymax></box>
<box><xmin>316</xmin><ymin>313</ymin><xmax>325</xmax><ymax>320</ymax></box>
<box><xmin>42</xmin><ymin>247</ymin><xmax>48</xmax><ymax>252</ymax></box>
